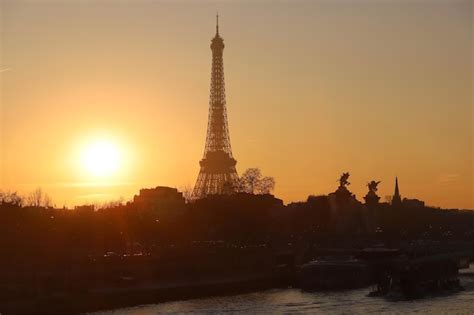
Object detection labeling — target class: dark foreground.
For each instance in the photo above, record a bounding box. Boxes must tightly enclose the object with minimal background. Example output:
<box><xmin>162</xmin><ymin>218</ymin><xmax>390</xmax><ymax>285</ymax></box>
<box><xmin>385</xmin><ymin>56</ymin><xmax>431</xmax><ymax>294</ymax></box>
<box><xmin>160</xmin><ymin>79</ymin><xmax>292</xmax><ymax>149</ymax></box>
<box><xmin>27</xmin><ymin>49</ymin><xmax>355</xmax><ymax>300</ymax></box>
<box><xmin>2</xmin><ymin>253</ymin><xmax>472</xmax><ymax>314</ymax></box>
<box><xmin>2</xmin><ymin>190</ymin><xmax>474</xmax><ymax>314</ymax></box>
<box><xmin>0</xmin><ymin>272</ymin><xmax>291</xmax><ymax>314</ymax></box>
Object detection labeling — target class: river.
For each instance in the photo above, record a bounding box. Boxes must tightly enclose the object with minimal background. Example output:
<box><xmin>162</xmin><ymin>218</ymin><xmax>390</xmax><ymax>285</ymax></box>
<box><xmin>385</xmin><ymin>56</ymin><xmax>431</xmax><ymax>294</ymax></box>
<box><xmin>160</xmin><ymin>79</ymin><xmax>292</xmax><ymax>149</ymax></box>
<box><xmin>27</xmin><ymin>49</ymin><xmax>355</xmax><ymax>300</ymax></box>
<box><xmin>92</xmin><ymin>265</ymin><xmax>474</xmax><ymax>314</ymax></box>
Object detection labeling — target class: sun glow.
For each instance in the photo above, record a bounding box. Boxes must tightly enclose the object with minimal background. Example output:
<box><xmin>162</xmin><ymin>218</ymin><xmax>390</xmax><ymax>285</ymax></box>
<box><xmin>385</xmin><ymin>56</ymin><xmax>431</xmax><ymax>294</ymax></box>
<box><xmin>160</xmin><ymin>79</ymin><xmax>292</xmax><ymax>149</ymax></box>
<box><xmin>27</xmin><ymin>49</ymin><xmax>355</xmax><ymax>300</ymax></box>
<box><xmin>80</xmin><ymin>139</ymin><xmax>122</xmax><ymax>178</ymax></box>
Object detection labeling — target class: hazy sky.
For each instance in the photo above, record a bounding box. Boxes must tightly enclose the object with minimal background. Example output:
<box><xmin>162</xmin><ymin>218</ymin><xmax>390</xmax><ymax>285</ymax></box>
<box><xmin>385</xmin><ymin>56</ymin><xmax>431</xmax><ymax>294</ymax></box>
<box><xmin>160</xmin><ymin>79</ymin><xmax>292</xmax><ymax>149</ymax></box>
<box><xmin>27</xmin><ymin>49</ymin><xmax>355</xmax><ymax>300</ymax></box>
<box><xmin>1</xmin><ymin>0</ymin><xmax>472</xmax><ymax>209</ymax></box>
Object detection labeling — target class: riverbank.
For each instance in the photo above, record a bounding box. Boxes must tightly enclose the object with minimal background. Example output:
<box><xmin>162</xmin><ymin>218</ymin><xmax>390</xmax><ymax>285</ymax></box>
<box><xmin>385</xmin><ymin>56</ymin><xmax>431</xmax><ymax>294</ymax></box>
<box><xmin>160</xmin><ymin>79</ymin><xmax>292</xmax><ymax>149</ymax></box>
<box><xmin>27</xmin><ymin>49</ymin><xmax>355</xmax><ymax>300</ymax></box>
<box><xmin>0</xmin><ymin>271</ymin><xmax>292</xmax><ymax>314</ymax></box>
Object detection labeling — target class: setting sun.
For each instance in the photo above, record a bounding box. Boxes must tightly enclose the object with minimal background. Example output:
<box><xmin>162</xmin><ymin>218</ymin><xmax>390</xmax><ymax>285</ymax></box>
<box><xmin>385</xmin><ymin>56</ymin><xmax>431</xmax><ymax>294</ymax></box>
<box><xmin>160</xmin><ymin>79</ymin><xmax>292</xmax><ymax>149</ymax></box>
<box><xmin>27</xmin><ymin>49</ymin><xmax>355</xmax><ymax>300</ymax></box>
<box><xmin>80</xmin><ymin>139</ymin><xmax>122</xmax><ymax>178</ymax></box>
<box><xmin>1</xmin><ymin>2</ymin><xmax>473</xmax><ymax>314</ymax></box>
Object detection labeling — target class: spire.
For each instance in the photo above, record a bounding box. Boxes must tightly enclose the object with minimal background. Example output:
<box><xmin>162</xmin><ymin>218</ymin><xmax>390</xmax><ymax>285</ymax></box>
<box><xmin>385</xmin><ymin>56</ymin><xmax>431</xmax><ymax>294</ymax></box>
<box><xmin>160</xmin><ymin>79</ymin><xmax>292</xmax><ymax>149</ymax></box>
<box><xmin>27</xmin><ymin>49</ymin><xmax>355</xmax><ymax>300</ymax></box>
<box><xmin>392</xmin><ymin>176</ymin><xmax>402</xmax><ymax>207</ymax></box>
<box><xmin>211</xmin><ymin>13</ymin><xmax>224</xmax><ymax>51</ymax></box>
<box><xmin>394</xmin><ymin>177</ymin><xmax>400</xmax><ymax>196</ymax></box>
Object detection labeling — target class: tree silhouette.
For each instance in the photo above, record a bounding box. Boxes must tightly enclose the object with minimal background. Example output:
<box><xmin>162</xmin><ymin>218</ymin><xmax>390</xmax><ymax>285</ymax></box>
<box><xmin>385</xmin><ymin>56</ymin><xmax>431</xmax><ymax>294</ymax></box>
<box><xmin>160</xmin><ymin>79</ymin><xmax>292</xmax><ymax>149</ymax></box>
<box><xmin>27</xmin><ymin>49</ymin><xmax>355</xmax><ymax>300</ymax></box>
<box><xmin>256</xmin><ymin>176</ymin><xmax>275</xmax><ymax>194</ymax></box>
<box><xmin>180</xmin><ymin>184</ymin><xmax>194</xmax><ymax>203</ymax></box>
<box><xmin>26</xmin><ymin>188</ymin><xmax>52</xmax><ymax>207</ymax></box>
<box><xmin>0</xmin><ymin>190</ymin><xmax>23</xmax><ymax>206</ymax></box>
<box><xmin>238</xmin><ymin>168</ymin><xmax>275</xmax><ymax>194</ymax></box>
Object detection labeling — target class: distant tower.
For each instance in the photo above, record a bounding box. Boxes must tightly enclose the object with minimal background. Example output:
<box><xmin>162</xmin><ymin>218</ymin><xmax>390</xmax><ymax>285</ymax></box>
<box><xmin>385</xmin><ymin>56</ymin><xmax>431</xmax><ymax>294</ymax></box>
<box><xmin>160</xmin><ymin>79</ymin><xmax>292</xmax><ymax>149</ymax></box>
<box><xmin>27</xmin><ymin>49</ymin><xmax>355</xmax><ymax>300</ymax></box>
<box><xmin>391</xmin><ymin>177</ymin><xmax>402</xmax><ymax>207</ymax></box>
<box><xmin>193</xmin><ymin>15</ymin><xmax>239</xmax><ymax>198</ymax></box>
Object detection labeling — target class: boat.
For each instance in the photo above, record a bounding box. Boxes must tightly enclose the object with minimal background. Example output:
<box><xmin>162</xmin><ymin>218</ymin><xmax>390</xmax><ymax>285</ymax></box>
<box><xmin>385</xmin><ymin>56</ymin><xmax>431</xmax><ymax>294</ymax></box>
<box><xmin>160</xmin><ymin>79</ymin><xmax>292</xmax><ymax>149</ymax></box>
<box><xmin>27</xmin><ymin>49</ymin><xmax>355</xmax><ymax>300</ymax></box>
<box><xmin>299</xmin><ymin>259</ymin><xmax>372</xmax><ymax>291</ymax></box>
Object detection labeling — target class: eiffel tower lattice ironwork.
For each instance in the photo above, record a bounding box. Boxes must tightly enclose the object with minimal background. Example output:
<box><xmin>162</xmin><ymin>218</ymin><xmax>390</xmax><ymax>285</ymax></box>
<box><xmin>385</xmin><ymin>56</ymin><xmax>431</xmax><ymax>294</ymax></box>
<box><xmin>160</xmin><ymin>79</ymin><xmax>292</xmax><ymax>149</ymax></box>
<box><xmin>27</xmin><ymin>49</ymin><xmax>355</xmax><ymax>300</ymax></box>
<box><xmin>193</xmin><ymin>15</ymin><xmax>239</xmax><ymax>199</ymax></box>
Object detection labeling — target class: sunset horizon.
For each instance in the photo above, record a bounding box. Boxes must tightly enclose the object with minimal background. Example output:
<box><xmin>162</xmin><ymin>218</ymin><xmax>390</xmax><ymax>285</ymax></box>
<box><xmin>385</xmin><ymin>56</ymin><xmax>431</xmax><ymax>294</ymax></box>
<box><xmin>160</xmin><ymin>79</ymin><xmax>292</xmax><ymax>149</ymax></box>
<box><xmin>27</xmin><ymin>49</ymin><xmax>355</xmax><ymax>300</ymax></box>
<box><xmin>1</xmin><ymin>1</ymin><xmax>472</xmax><ymax>209</ymax></box>
<box><xmin>1</xmin><ymin>1</ymin><xmax>474</xmax><ymax>314</ymax></box>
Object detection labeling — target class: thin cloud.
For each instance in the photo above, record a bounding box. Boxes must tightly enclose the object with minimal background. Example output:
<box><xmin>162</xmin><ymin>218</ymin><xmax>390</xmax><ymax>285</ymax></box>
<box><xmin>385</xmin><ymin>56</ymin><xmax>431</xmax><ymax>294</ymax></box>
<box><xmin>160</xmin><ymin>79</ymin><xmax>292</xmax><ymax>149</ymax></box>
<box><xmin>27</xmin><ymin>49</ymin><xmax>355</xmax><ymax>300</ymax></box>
<box><xmin>75</xmin><ymin>193</ymin><xmax>114</xmax><ymax>199</ymax></box>
<box><xmin>437</xmin><ymin>174</ymin><xmax>460</xmax><ymax>184</ymax></box>
<box><xmin>60</xmin><ymin>181</ymin><xmax>136</xmax><ymax>188</ymax></box>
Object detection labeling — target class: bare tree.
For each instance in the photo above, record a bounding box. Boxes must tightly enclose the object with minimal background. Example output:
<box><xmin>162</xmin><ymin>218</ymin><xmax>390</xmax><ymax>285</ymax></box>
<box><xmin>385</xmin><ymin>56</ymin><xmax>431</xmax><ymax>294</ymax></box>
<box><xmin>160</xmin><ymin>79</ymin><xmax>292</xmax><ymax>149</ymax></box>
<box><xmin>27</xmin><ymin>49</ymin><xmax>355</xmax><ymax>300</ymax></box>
<box><xmin>179</xmin><ymin>185</ymin><xmax>194</xmax><ymax>203</ymax></box>
<box><xmin>255</xmin><ymin>176</ymin><xmax>276</xmax><ymax>194</ymax></box>
<box><xmin>99</xmin><ymin>197</ymin><xmax>125</xmax><ymax>209</ymax></box>
<box><xmin>238</xmin><ymin>168</ymin><xmax>261</xmax><ymax>193</ymax></box>
<box><xmin>27</xmin><ymin>188</ymin><xmax>43</xmax><ymax>207</ymax></box>
<box><xmin>43</xmin><ymin>194</ymin><xmax>53</xmax><ymax>208</ymax></box>
<box><xmin>26</xmin><ymin>188</ymin><xmax>53</xmax><ymax>208</ymax></box>
<box><xmin>238</xmin><ymin>168</ymin><xmax>275</xmax><ymax>195</ymax></box>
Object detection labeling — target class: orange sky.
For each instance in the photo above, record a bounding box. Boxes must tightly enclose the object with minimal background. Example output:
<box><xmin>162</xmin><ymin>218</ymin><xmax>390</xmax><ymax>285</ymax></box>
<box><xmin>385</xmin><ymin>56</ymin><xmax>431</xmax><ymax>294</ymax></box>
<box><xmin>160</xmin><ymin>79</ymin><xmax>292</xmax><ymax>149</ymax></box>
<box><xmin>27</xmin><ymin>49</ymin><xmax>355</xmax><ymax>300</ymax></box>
<box><xmin>0</xmin><ymin>0</ymin><xmax>472</xmax><ymax>209</ymax></box>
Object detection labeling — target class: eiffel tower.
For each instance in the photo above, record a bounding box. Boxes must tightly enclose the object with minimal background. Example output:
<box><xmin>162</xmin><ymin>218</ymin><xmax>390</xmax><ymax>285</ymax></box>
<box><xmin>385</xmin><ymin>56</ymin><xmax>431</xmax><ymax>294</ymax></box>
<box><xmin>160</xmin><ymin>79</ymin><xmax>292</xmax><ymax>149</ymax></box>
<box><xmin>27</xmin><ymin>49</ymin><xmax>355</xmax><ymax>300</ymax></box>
<box><xmin>193</xmin><ymin>15</ymin><xmax>239</xmax><ymax>198</ymax></box>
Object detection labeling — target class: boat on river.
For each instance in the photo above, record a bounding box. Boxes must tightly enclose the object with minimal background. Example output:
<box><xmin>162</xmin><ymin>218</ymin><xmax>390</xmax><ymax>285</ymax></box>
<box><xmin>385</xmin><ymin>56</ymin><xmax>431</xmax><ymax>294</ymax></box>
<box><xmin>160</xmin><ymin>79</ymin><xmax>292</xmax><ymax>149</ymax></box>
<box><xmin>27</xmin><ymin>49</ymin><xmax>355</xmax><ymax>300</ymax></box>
<box><xmin>299</xmin><ymin>259</ymin><xmax>372</xmax><ymax>291</ymax></box>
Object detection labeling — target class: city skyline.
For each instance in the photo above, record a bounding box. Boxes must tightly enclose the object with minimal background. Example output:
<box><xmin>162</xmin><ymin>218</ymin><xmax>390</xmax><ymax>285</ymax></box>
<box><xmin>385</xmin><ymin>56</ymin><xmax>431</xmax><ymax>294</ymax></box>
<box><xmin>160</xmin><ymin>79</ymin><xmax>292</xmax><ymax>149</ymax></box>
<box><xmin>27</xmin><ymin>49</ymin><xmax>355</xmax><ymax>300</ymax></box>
<box><xmin>0</xmin><ymin>1</ymin><xmax>472</xmax><ymax>209</ymax></box>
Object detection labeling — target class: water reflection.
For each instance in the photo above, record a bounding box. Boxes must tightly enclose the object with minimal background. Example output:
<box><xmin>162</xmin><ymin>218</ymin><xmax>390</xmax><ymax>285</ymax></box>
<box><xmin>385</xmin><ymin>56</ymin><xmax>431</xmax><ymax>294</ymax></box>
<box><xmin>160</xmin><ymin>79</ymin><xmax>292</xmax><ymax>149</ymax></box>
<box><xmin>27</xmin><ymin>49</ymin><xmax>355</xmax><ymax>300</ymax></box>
<box><xmin>92</xmin><ymin>265</ymin><xmax>474</xmax><ymax>314</ymax></box>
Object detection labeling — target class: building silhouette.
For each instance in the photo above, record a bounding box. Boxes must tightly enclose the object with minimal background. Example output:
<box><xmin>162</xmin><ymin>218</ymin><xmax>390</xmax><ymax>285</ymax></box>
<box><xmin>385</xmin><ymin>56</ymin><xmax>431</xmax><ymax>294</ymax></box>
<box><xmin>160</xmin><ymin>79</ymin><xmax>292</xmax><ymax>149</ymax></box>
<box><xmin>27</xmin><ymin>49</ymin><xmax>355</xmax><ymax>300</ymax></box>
<box><xmin>193</xmin><ymin>15</ymin><xmax>239</xmax><ymax>198</ymax></box>
<box><xmin>133</xmin><ymin>187</ymin><xmax>186</xmax><ymax>213</ymax></box>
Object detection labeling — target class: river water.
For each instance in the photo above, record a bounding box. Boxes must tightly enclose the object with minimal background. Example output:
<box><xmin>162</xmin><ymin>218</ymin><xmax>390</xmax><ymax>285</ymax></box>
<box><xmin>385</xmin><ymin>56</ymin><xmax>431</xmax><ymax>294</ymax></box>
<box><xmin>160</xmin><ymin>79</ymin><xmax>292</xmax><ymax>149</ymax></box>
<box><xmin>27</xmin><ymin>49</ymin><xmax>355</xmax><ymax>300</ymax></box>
<box><xmin>93</xmin><ymin>266</ymin><xmax>474</xmax><ymax>314</ymax></box>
